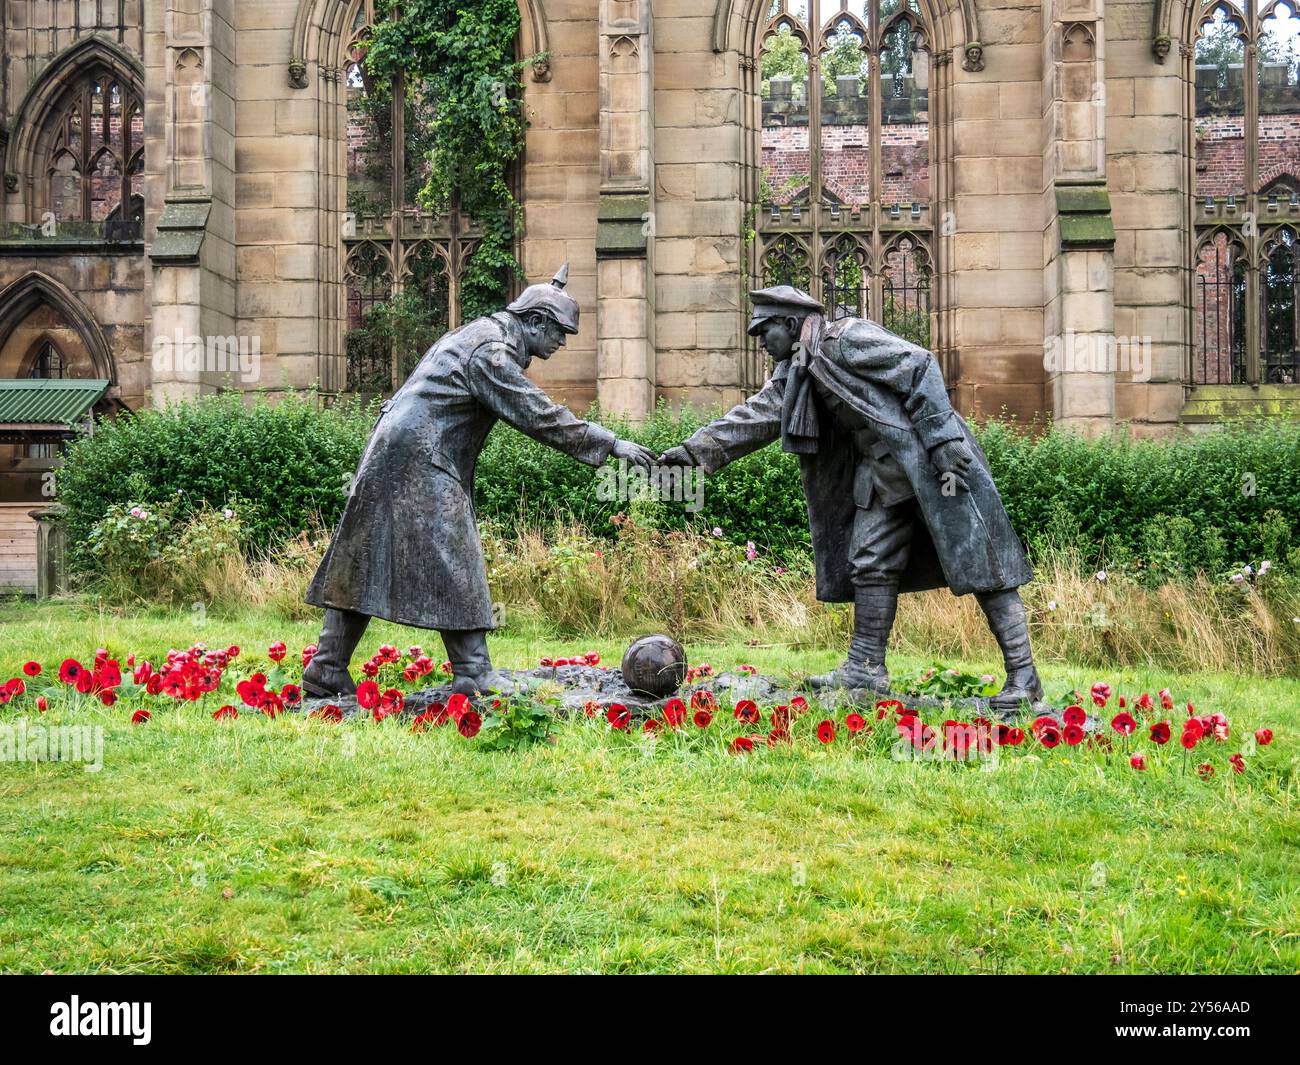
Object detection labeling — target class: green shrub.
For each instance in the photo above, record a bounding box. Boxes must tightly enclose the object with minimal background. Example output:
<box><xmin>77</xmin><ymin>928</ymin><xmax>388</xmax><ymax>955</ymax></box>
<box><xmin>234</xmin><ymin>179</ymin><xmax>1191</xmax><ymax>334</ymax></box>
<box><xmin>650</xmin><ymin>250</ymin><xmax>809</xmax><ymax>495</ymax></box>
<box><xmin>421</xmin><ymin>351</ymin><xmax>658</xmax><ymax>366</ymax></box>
<box><xmin>86</xmin><ymin>500</ymin><xmax>245</xmax><ymax>605</ymax></box>
<box><xmin>59</xmin><ymin>392</ymin><xmax>377</xmax><ymax>575</ymax></box>
<box><xmin>56</xmin><ymin>390</ymin><xmax>1300</xmax><ymax>581</ymax></box>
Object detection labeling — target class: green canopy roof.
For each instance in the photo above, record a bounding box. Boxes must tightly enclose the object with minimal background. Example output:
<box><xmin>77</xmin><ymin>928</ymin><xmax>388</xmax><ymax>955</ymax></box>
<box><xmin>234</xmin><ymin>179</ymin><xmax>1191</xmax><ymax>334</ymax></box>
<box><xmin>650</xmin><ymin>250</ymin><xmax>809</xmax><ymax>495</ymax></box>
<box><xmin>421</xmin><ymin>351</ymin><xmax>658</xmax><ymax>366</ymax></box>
<box><xmin>0</xmin><ymin>379</ymin><xmax>109</xmax><ymax>429</ymax></box>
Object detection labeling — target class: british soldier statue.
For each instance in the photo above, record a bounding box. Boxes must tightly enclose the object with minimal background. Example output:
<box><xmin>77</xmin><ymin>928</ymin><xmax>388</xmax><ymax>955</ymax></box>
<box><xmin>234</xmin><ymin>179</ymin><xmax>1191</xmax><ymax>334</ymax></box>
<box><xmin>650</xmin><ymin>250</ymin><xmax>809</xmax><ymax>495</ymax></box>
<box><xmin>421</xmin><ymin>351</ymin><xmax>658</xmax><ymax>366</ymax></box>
<box><xmin>659</xmin><ymin>285</ymin><xmax>1043</xmax><ymax>711</ymax></box>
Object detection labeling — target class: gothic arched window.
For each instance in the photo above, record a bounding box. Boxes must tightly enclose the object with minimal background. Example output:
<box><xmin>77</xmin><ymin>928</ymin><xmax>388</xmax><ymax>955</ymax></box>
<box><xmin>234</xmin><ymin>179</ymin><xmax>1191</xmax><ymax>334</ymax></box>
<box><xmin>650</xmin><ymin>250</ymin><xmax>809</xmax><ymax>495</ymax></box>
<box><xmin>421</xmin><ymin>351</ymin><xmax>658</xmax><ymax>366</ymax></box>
<box><xmin>343</xmin><ymin>0</ymin><xmax>483</xmax><ymax>394</ymax></box>
<box><xmin>754</xmin><ymin>0</ymin><xmax>934</xmax><ymax>353</ymax></box>
<box><xmin>1193</xmin><ymin>1</ymin><xmax>1300</xmax><ymax>384</ymax></box>
<box><xmin>40</xmin><ymin>67</ymin><xmax>143</xmax><ymax>232</ymax></box>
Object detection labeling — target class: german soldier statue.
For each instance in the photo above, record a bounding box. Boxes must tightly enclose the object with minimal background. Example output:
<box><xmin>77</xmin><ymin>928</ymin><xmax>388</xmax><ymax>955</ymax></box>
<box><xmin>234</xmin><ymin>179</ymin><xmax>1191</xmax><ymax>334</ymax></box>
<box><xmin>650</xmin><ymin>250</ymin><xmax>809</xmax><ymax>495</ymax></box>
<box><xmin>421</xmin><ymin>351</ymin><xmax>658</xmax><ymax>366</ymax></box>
<box><xmin>659</xmin><ymin>286</ymin><xmax>1043</xmax><ymax>710</ymax></box>
<box><xmin>302</xmin><ymin>266</ymin><xmax>656</xmax><ymax>700</ymax></box>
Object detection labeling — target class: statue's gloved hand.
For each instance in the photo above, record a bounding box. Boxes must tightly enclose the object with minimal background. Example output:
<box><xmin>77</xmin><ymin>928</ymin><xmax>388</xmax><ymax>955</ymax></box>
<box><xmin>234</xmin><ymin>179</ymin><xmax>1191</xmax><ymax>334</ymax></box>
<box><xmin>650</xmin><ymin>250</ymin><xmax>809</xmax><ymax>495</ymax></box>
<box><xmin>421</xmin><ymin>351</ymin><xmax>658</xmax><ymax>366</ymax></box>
<box><xmin>611</xmin><ymin>439</ymin><xmax>657</xmax><ymax>470</ymax></box>
<box><xmin>929</xmin><ymin>439</ymin><xmax>974</xmax><ymax>493</ymax></box>
<box><xmin>657</xmin><ymin>446</ymin><xmax>694</xmax><ymax>467</ymax></box>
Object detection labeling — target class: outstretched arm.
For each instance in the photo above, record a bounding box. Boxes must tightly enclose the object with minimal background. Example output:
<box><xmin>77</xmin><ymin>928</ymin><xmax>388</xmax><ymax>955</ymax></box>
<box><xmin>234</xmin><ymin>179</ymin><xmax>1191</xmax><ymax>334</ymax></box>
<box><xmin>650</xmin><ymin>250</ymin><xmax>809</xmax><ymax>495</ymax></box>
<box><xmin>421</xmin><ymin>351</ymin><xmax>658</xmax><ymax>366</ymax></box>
<box><xmin>662</xmin><ymin>375</ymin><xmax>786</xmax><ymax>474</ymax></box>
<box><xmin>466</xmin><ymin>346</ymin><xmax>652</xmax><ymax>467</ymax></box>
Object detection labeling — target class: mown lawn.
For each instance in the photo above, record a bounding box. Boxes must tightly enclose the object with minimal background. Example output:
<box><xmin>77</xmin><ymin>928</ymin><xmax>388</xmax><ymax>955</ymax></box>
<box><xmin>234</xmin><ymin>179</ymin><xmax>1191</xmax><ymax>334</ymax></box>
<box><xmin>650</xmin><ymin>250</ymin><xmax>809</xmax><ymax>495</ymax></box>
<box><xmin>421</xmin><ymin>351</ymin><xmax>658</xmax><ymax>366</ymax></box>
<box><xmin>0</xmin><ymin>598</ymin><xmax>1297</xmax><ymax>973</ymax></box>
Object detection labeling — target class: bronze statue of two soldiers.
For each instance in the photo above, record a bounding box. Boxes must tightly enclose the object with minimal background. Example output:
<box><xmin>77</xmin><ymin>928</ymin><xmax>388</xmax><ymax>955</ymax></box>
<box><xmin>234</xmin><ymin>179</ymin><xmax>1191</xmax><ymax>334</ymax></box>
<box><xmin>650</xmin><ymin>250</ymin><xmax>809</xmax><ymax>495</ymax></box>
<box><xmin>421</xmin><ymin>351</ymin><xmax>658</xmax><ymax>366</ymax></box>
<box><xmin>303</xmin><ymin>269</ymin><xmax>1043</xmax><ymax>712</ymax></box>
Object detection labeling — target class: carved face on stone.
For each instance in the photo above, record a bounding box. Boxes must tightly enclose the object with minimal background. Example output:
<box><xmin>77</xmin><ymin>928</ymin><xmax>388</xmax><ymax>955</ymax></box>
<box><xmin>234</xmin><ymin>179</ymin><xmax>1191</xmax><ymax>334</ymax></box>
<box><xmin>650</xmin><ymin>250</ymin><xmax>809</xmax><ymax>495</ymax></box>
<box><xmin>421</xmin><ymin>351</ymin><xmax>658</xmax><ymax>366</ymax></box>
<box><xmin>521</xmin><ymin>311</ymin><xmax>567</xmax><ymax>360</ymax></box>
<box><xmin>755</xmin><ymin>315</ymin><xmax>803</xmax><ymax>362</ymax></box>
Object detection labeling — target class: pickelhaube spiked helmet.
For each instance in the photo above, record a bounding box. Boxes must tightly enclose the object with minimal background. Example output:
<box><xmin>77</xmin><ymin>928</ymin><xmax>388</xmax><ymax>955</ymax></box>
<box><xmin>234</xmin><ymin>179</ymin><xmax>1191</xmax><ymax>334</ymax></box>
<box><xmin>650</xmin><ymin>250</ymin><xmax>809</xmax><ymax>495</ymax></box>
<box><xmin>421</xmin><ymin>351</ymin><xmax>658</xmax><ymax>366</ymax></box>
<box><xmin>746</xmin><ymin>285</ymin><xmax>825</xmax><ymax>336</ymax></box>
<box><xmin>506</xmin><ymin>263</ymin><xmax>581</xmax><ymax>334</ymax></box>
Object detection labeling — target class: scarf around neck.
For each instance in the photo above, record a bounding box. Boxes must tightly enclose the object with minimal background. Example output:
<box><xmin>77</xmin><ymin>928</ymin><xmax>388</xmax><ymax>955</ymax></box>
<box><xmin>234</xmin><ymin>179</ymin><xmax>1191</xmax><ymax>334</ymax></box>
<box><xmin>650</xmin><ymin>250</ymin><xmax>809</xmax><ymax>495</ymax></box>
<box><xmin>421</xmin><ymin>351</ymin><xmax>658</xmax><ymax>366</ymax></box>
<box><xmin>779</xmin><ymin>312</ymin><xmax>825</xmax><ymax>455</ymax></box>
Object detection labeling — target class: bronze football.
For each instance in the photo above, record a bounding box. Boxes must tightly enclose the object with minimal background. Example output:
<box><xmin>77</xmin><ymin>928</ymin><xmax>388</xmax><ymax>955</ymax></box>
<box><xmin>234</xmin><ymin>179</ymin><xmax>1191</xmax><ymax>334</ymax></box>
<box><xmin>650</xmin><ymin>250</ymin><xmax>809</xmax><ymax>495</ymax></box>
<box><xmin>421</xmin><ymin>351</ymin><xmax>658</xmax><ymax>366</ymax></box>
<box><xmin>620</xmin><ymin>634</ymin><xmax>687</xmax><ymax>698</ymax></box>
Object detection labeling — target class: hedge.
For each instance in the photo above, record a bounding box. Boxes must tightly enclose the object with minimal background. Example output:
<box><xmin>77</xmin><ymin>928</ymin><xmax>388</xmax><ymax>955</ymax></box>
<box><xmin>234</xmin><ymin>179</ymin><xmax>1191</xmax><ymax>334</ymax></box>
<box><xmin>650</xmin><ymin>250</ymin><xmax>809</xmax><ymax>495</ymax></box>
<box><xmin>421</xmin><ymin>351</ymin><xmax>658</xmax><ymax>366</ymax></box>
<box><xmin>57</xmin><ymin>391</ymin><xmax>1300</xmax><ymax>579</ymax></box>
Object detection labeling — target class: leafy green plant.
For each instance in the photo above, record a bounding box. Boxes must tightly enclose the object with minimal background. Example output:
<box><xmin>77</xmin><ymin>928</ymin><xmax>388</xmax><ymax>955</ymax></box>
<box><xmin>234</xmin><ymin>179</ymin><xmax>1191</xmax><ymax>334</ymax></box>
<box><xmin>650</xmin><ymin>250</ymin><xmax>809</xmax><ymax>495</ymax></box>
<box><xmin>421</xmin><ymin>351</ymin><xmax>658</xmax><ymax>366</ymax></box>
<box><xmin>363</xmin><ymin>0</ymin><xmax>528</xmax><ymax>317</ymax></box>
<box><xmin>478</xmin><ymin>698</ymin><xmax>553</xmax><ymax>751</ymax></box>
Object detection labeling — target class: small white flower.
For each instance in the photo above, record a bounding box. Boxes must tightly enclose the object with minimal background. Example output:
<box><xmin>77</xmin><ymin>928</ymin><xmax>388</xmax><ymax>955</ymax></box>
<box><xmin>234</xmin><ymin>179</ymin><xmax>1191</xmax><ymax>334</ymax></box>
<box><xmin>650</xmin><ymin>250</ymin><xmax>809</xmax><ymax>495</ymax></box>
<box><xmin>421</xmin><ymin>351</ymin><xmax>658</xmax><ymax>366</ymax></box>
<box><xmin>1243</xmin><ymin>564</ymin><xmax>1253</xmax><ymax>577</ymax></box>
<box><xmin>711</xmin><ymin>527</ymin><xmax>722</xmax><ymax>538</ymax></box>
<box><xmin>1095</xmin><ymin>570</ymin><xmax>1107</xmax><ymax>583</ymax></box>
<box><xmin>223</xmin><ymin>508</ymin><xmax>234</xmax><ymax>520</ymax></box>
<box><xmin>1047</xmin><ymin>600</ymin><xmax>1058</xmax><ymax>611</ymax></box>
<box><xmin>1259</xmin><ymin>560</ymin><xmax>1272</xmax><ymax>575</ymax></box>
<box><xmin>1230</xmin><ymin>573</ymin><xmax>1244</xmax><ymax>584</ymax></box>
<box><xmin>129</xmin><ymin>506</ymin><xmax>142</xmax><ymax>518</ymax></box>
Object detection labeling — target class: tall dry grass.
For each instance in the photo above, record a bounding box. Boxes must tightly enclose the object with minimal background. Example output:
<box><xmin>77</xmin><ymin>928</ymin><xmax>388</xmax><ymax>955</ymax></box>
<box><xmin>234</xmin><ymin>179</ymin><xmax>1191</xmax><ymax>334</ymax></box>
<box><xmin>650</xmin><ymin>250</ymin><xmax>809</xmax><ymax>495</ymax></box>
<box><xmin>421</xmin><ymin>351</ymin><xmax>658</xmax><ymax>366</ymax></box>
<box><xmin>96</xmin><ymin>515</ymin><xmax>1300</xmax><ymax>677</ymax></box>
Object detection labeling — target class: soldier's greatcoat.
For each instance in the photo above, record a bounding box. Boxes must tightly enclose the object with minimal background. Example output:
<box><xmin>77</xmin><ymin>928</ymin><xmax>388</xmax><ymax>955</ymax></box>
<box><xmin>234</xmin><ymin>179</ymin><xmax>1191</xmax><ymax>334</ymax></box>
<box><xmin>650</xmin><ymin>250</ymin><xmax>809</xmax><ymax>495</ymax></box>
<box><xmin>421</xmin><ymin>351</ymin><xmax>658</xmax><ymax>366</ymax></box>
<box><xmin>682</xmin><ymin>317</ymin><xmax>1033</xmax><ymax>600</ymax></box>
<box><xmin>306</xmin><ymin>312</ymin><xmax>616</xmax><ymax>630</ymax></box>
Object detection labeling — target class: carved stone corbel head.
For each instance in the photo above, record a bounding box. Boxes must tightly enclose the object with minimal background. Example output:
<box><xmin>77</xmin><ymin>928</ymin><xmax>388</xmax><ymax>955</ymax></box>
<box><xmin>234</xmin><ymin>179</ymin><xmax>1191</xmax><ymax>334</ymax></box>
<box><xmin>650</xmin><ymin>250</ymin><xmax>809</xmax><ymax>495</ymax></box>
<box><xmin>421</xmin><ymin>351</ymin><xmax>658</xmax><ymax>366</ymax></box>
<box><xmin>531</xmin><ymin>55</ymin><xmax>551</xmax><ymax>83</ymax></box>
<box><xmin>3</xmin><ymin>173</ymin><xmax>17</xmax><ymax>193</ymax></box>
<box><xmin>963</xmin><ymin>41</ymin><xmax>984</xmax><ymax>73</ymax></box>
<box><xmin>288</xmin><ymin>58</ymin><xmax>308</xmax><ymax>89</ymax></box>
<box><xmin>1153</xmin><ymin>34</ymin><xmax>1171</xmax><ymax>64</ymax></box>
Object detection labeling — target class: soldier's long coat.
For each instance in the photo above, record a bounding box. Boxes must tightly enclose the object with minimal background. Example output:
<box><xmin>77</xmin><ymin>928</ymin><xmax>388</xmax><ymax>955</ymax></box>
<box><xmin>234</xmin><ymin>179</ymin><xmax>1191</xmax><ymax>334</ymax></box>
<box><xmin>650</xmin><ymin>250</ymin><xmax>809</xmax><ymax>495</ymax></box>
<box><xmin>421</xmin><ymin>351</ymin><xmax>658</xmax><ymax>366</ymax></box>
<box><xmin>683</xmin><ymin>317</ymin><xmax>1033</xmax><ymax>600</ymax></box>
<box><xmin>306</xmin><ymin>312</ymin><xmax>616</xmax><ymax>630</ymax></box>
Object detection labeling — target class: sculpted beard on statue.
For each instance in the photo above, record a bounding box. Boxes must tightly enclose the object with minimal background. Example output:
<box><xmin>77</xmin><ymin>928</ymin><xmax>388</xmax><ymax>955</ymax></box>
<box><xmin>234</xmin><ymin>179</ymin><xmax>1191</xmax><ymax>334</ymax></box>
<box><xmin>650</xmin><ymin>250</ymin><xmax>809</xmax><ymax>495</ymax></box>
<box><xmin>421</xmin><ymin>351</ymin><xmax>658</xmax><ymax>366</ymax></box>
<box><xmin>300</xmin><ymin>265</ymin><xmax>655</xmax><ymax>701</ymax></box>
<box><xmin>659</xmin><ymin>285</ymin><xmax>1045</xmax><ymax>712</ymax></box>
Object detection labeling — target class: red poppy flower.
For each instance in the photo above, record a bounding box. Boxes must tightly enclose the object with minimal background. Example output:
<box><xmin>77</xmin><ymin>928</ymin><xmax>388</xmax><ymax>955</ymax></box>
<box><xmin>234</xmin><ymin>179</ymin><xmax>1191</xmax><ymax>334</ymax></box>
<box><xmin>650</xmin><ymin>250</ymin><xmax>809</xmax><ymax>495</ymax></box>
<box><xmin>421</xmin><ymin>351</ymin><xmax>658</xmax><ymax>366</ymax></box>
<box><xmin>446</xmin><ymin>693</ymin><xmax>470</xmax><ymax>721</ymax></box>
<box><xmin>994</xmin><ymin>723</ymin><xmax>1013</xmax><ymax>746</ymax></box>
<box><xmin>6</xmin><ymin>677</ymin><xmax>24</xmax><ymax>697</ymax></box>
<box><xmin>873</xmin><ymin>699</ymin><xmax>900</xmax><ymax>719</ymax></box>
<box><xmin>771</xmin><ymin>705</ymin><xmax>791</xmax><ymax>730</ymax></box>
<box><xmin>1181</xmin><ymin>718</ymin><xmax>1203</xmax><ymax>749</ymax></box>
<box><xmin>817</xmin><ymin>719</ymin><xmax>836</xmax><ymax>744</ymax></box>
<box><xmin>1255</xmin><ymin>728</ymin><xmax>1274</xmax><ymax>746</ymax></box>
<box><xmin>75</xmin><ymin>671</ymin><xmax>94</xmax><ymax>694</ymax></box>
<box><xmin>585</xmin><ymin>651</ymin><xmax>601</xmax><ymax>666</ymax></box>
<box><xmin>693</xmin><ymin>709</ymin><xmax>713</xmax><ymax>729</ymax></box>
<box><xmin>1037</xmin><ymin>725</ymin><xmax>1061</xmax><ymax>748</ymax></box>
<box><xmin>1180</xmin><ymin>730</ymin><xmax>1199</xmax><ymax>751</ymax></box>
<box><xmin>131</xmin><ymin>709</ymin><xmax>150</xmax><ymax>725</ymax></box>
<box><xmin>261</xmin><ymin>692</ymin><xmax>284</xmax><ymax>719</ymax></box>
<box><xmin>1063</xmin><ymin>723</ymin><xmax>1084</xmax><ymax>746</ymax></box>
<box><xmin>767</xmin><ymin>728</ymin><xmax>788</xmax><ymax>746</ymax></box>
<box><xmin>1149</xmin><ymin>721</ymin><xmax>1171</xmax><ymax>744</ymax></box>
<box><xmin>58</xmin><ymin>658</ymin><xmax>83</xmax><ymax>685</ymax></box>
<box><xmin>1137</xmin><ymin>692</ymin><xmax>1153</xmax><ymax>711</ymax></box>
<box><xmin>356</xmin><ymin>680</ymin><xmax>380</xmax><ymax>710</ymax></box>
<box><xmin>846</xmin><ymin>712</ymin><xmax>867</xmax><ymax>733</ymax></box>
<box><xmin>213</xmin><ymin>705</ymin><xmax>237</xmax><ymax>720</ymax></box>
<box><xmin>99</xmin><ymin>689</ymin><xmax>117</xmax><ymax>707</ymax></box>
<box><xmin>281</xmin><ymin>683</ymin><xmax>302</xmax><ymax>706</ymax></box>
<box><xmin>1063</xmin><ymin>705</ymin><xmax>1087</xmax><ymax>727</ymax></box>
<box><xmin>583</xmin><ymin>700</ymin><xmax>601</xmax><ymax>717</ymax></box>
<box><xmin>377</xmin><ymin>688</ymin><xmax>404</xmax><ymax>718</ymax></box>
<box><xmin>664</xmin><ymin>698</ymin><xmax>687</xmax><ymax>727</ymax></box>
<box><xmin>1111</xmin><ymin>711</ymin><xmax>1137</xmax><ymax>736</ymax></box>
<box><xmin>1197</xmin><ymin>762</ymin><xmax>1215</xmax><ymax>780</ymax></box>
<box><xmin>95</xmin><ymin>660</ymin><xmax>122</xmax><ymax>689</ymax></box>
<box><xmin>689</xmin><ymin>690</ymin><xmax>717</xmax><ymax>712</ymax></box>
<box><xmin>789</xmin><ymin>695</ymin><xmax>808</xmax><ymax>714</ymax></box>
<box><xmin>302</xmin><ymin>644</ymin><xmax>318</xmax><ymax>668</ymax></box>
<box><xmin>1130</xmin><ymin>752</ymin><xmax>1146</xmax><ymax>771</ymax></box>
<box><xmin>1229</xmin><ymin>752</ymin><xmax>1245</xmax><ymax>774</ymax></box>
<box><xmin>606</xmin><ymin>703</ymin><xmax>631</xmax><ymax>730</ymax></box>
<box><xmin>311</xmin><ymin>704</ymin><xmax>343</xmax><ymax>723</ymax></box>
<box><xmin>36</xmin><ymin>696</ymin><xmax>47</xmax><ymax>713</ymax></box>
<box><xmin>730</xmin><ymin>735</ymin><xmax>754</xmax><ymax>755</ymax></box>
<box><xmin>734</xmin><ymin>699</ymin><xmax>759</xmax><ymax>724</ymax></box>
<box><xmin>642</xmin><ymin>718</ymin><xmax>662</xmax><ymax>734</ymax></box>
<box><xmin>539</xmin><ymin>657</ymin><xmax>553</xmax><ymax>667</ymax></box>
<box><xmin>458</xmin><ymin>710</ymin><xmax>482</xmax><ymax>738</ymax></box>
<box><xmin>1158</xmin><ymin>688</ymin><xmax>1174</xmax><ymax>711</ymax></box>
<box><xmin>268</xmin><ymin>641</ymin><xmax>287</xmax><ymax>662</ymax></box>
<box><xmin>1007</xmin><ymin>727</ymin><xmax>1024</xmax><ymax>746</ymax></box>
<box><xmin>22</xmin><ymin>661</ymin><xmax>41</xmax><ymax>677</ymax></box>
<box><xmin>1030</xmin><ymin>715</ymin><xmax>1058</xmax><ymax>735</ymax></box>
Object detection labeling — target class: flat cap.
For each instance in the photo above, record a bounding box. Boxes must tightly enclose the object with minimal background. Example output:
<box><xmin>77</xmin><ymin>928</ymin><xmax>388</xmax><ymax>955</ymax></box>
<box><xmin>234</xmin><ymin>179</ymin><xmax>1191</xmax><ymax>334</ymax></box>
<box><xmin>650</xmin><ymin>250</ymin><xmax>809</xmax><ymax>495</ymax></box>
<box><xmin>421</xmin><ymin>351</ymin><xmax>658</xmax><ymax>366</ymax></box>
<box><xmin>746</xmin><ymin>285</ymin><xmax>825</xmax><ymax>336</ymax></box>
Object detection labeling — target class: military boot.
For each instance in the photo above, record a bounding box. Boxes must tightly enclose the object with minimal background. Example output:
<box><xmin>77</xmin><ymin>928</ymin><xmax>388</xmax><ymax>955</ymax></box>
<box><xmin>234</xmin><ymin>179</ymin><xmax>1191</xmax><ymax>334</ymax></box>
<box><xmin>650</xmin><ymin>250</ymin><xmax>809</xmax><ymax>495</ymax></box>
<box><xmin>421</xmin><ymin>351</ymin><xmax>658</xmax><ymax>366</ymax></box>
<box><xmin>301</xmin><ymin>608</ymin><xmax>370</xmax><ymax>699</ymax></box>
<box><xmin>442</xmin><ymin>629</ymin><xmax>494</xmax><ymax>698</ymax></box>
<box><xmin>807</xmin><ymin>584</ymin><xmax>898</xmax><ymax>693</ymax></box>
<box><xmin>976</xmin><ymin>589</ymin><xmax>1044</xmax><ymax>710</ymax></box>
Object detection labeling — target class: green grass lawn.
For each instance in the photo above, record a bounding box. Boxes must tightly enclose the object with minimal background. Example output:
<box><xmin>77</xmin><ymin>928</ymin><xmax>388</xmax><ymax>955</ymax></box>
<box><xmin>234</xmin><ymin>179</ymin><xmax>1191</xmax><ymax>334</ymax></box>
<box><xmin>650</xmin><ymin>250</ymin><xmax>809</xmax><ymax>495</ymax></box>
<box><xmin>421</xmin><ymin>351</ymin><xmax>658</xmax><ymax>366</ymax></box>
<box><xmin>1</xmin><ymin>597</ymin><xmax>1297</xmax><ymax>973</ymax></box>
